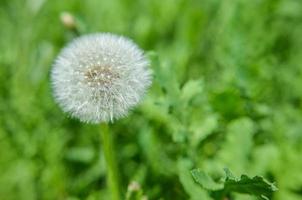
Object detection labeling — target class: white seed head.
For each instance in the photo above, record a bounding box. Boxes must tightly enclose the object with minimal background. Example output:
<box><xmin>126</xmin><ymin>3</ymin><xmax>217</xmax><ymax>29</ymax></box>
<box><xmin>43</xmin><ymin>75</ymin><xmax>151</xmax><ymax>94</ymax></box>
<box><xmin>51</xmin><ymin>33</ymin><xmax>152</xmax><ymax>123</ymax></box>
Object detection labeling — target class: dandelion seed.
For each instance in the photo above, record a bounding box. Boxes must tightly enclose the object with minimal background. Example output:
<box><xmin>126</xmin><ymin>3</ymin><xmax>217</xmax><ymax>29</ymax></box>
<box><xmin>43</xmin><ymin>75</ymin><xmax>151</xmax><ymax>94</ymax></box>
<box><xmin>51</xmin><ymin>33</ymin><xmax>152</xmax><ymax>123</ymax></box>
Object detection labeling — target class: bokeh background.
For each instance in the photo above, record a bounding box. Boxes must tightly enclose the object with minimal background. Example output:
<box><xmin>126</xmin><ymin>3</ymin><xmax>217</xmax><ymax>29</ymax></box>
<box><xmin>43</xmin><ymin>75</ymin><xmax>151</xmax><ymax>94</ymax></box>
<box><xmin>1</xmin><ymin>0</ymin><xmax>302</xmax><ymax>199</ymax></box>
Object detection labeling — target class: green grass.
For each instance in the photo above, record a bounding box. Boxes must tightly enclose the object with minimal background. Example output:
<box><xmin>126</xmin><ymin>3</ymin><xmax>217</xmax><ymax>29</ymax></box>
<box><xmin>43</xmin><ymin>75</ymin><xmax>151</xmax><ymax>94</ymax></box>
<box><xmin>1</xmin><ymin>0</ymin><xmax>302</xmax><ymax>199</ymax></box>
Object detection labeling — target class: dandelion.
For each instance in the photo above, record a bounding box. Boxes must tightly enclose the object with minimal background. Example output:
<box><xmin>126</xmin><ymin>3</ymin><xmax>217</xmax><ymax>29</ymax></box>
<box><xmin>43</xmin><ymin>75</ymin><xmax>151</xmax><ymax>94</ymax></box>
<box><xmin>51</xmin><ymin>33</ymin><xmax>152</xmax><ymax>123</ymax></box>
<box><xmin>51</xmin><ymin>33</ymin><xmax>152</xmax><ymax>200</ymax></box>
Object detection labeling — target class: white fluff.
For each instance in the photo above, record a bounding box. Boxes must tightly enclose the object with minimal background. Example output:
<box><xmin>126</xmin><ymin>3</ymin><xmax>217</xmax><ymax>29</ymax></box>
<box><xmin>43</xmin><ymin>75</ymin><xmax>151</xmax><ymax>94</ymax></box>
<box><xmin>51</xmin><ymin>33</ymin><xmax>152</xmax><ymax>123</ymax></box>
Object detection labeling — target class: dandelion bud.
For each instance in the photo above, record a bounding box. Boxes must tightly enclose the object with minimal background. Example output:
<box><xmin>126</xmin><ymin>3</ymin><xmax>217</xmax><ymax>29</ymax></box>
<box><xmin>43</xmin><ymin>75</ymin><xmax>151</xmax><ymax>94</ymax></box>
<box><xmin>127</xmin><ymin>181</ymin><xmax>141</xmax><ymax>192</ymax></box>
<box><xmin>51</xmin><ymin>33</ymin><xmax>152</xmax><ymax>123</ymax></box>
<box><xmin>60</xmin><ymin>12</ymin><xmax>76</xmax><ymax>30</ymax></box>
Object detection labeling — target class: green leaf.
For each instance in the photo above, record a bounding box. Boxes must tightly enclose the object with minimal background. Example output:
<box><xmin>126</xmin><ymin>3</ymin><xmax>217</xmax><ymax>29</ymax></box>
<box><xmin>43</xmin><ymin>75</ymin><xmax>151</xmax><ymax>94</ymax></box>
<box><xmin>65</xmin><ymin>147</ymin><xmax>95</xmax><ymax>163</ymax></box>
<box><xmin>178</xmin><ymin>159</ymin><xmax>211</xmax><ymax>200</ymax></box>
<box><xmin>223</xmin><ymin>168</ymin><xmax>278</xmax><ymax>200</ymax></box>
<box><xmin>147</xmin><ymin>51</ymin><xmax>180</xmax><ymax>100</ymax></box>
<box><xmin>191</xmin><ymin>169</ymin><xmax>224</xmax><ymax>191</ymax></box>
<box><xmin>180</xmin><ymin>79</ymin><xmax>204</xmax><ymax>104</ymax></box>
<box><xmin>191</xmin><ymin>168</ymin><xmax>277</xmax><ymax>200</ymax></box>
<box><xmin>217</xmin><ymin>117</ymin><xmax>255</xmax><ymax>173</ymax></box>
<box><xmin>189</xmin><ymin>114</ymin><xmax>218</xmax><ymax>146</ymax></box>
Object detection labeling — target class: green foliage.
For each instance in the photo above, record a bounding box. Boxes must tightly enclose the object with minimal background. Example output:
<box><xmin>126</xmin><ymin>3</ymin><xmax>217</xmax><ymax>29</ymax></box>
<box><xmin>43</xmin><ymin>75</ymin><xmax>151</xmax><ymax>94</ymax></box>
<box><xmin>191</xmin><ymin>168</ymin><xmax>277</xmax><ymax>200</ymax></box>
<box><xmin>1</xmin><ymin>0</ymin><xmax>302</xmax><ymax>199</ymax></box>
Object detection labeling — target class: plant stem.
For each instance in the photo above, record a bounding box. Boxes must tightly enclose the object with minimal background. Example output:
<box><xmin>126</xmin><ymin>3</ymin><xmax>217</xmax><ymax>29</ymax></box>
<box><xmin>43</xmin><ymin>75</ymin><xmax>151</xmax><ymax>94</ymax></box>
<box><xmin>100</xmin><ymin>123</ymin><xmax>121</xmax><ymax>200</ymax></box>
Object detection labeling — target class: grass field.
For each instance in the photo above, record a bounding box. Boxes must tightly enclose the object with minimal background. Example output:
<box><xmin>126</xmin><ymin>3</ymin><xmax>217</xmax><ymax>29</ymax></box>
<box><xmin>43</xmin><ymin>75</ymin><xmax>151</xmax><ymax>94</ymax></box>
<box><xmin>1</xmin><ymin>0</ymin><xmax>302</xmax><ymax>199</ymax></box>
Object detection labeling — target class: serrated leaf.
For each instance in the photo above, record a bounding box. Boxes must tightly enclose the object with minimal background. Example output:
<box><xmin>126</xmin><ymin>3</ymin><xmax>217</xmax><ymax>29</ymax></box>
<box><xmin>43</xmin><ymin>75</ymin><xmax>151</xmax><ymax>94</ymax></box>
<box><xmin>223</xmin><ymin>168</ymin><xmax>278</xmax><ymax>200</ymax></box>
<box><xmin>191</xmin><ymin>168</ymin><xmax>277</xmax><ymax>200</ymax></box>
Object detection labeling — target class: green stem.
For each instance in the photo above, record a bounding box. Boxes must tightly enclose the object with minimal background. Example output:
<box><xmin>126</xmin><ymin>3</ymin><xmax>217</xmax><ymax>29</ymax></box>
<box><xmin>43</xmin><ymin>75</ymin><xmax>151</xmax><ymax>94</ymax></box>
<box><xmin>100</xmin><ymin>123</ymin><xmax>121</xmax><ymax>200</ymax></box>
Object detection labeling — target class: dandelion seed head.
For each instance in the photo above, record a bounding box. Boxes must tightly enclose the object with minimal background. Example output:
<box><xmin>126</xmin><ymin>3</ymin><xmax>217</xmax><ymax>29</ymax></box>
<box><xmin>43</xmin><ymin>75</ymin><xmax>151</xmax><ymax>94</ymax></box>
<box><xmin>51</xmin><ymin>33</ymin><xmax>152</xmax><ymax>123</ymax></box>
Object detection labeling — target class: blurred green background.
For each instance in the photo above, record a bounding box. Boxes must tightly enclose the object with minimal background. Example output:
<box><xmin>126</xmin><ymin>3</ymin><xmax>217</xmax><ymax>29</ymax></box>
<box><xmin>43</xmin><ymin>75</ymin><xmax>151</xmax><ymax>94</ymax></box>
<box><xmin>1</xmin><ymin>0</ymin><xmax>302</xmax><ymax>199</ymax></box>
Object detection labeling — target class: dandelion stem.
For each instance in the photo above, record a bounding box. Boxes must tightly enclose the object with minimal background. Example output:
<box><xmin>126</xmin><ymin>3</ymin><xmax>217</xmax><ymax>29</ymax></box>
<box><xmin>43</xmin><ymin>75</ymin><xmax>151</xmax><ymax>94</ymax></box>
<box><xmin>100</xmin><ymin>123</ymin><xmax>121</xmax><ymax>200</ymax></box>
